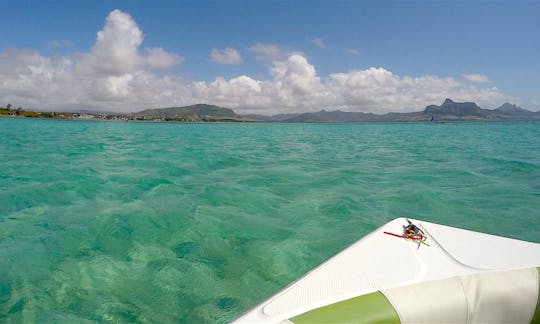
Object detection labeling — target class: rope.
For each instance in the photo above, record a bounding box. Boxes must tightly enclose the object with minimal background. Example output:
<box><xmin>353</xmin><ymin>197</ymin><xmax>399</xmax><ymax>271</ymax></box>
<box><xmin>384</xmin><ymin>221</ymin><xmax>430</xmax><ymax>247</ymax></box>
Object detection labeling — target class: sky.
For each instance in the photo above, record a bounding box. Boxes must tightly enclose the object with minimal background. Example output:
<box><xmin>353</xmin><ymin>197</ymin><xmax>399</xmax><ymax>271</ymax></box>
<box><xmin>1</xmin><ymin>0</ymin><xmax>539</xmax><ymax>114</ymax></box>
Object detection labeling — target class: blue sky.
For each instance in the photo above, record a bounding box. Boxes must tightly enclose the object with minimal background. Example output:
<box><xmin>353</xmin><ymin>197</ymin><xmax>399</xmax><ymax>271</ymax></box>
<box><xmin>1</xmin><ymin>0</ymin><xmax>539</xmax><ymax>113</ymax></box>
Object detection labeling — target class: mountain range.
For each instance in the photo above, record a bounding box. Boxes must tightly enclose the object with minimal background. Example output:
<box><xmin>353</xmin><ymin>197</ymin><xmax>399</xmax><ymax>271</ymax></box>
<box><xmin>243</xmin><ymin>99</ymin><xmax>540</xmax><ymax>122</ymax></box>
<box><xmin>131</xmin><ymin>99</ymin><xmax>539</xmax><ymax>122</ymax></box>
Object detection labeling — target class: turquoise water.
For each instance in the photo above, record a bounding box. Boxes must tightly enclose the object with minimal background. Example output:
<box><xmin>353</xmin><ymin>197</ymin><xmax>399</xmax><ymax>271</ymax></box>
<box><xmin>1</xmin><ymin>118</ymin><xmax>539</xmax><ymax>322</ymax></box>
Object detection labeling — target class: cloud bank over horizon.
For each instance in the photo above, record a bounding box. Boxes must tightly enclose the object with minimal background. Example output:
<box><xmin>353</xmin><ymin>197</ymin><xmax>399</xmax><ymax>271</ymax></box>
<box><xmin>0</xmin><ymin>9</ymin><xmax>513</xmax><ymax>114</ymax></box>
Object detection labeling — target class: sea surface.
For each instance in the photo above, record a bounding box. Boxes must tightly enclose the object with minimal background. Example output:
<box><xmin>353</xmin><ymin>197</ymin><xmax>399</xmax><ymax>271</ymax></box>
<box><xmin>1</xmin><ymin>118</ymin><xmax>539</xmax><ymax>322</ymax></box>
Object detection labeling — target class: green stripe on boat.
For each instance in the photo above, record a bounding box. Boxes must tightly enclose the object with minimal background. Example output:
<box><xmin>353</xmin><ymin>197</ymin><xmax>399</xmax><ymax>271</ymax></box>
<box><xmin>290</xmin><ymin>291</ymin><xmax>399</xmax><ymax>324</ymax></box>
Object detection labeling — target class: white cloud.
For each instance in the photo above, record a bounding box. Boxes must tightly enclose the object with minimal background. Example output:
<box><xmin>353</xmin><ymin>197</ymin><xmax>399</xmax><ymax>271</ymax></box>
<box><xmin>0</xmin><ymin>9</ymin><xmax>184</xmax><ymax>111</ymax></box>
<box><xmin>87</xmin><ymin>9</ymin><xmax>144</xmax><ymax>75</ymax></box>
<box><xmin>144</xmin><ymin>48</ymin><xmax>184</xmax><ymax>69</ymax></box>
<box><xmin>209</xmin><ymin>48</ymin><xmax>242</xmax><ymax>65</ymax></box>
<box><xmin>0</xmin><ymin>10</ymin><xmax>510</xmax><ymax>115</ymax></box>
<box><xmin>325</xmin><ymin>69</ymin><xmax>492</xmax><ymax>113</ymax></box>
<box><xmin>78</xmin><ymin>9</ymin><xmax>181</xmax><ymax>76</ymax></box>
<box><xmin>106</xmin><ymin>74</ymin><xmax>134</xmax><ymax>97</ymax></box>
<box><xmin>271</xmin><ymin>54</ymin><xmax>324</xmax><ymax>98</ymax></box>
<box><xmin>312</xmin><ymin>37</ymin><xmax>326</xmax><ymax>49</ymax></box>
<box><xmin>248</xmin><ymin>43</ymin><xmax>284</xmax><ymax>61</ymax></box>
<box><xmin>175</xmin><ymin>56</ymin><xmax>505</xmax><ymax>114</ymax></box>
<box><xmin>463</xmin><ymin>73</ymin><xmax>490</xmax><ymax>83</ymax></box>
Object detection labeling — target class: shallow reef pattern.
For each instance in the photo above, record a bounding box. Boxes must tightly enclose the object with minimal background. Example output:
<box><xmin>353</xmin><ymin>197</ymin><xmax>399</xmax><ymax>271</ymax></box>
<box><xmin>1</xmin><ymin>118</ymin><xmax>539</xmax><ymax>322</ymax></box>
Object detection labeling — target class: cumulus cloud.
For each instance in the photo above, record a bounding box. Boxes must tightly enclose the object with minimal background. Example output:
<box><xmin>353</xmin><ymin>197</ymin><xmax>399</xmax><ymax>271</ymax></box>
<box><xmin>325</xmin><ymin>69</ymin><xmax>496</xmax><ymax>112</ymax></box>
<box><xmin>87</xmin><ymin>9</ymin><xmax>144</xmax><ymax>75</ymax></box>
<box><xmin>271</xmin><ymin>54</ymin><xmax>324</xmax><ymax>99</ymax></box>
<box><xmin>79</xmin><ymin>9</ymin><xmax>182</xmax><ymax>76</ymax></box>
<box><xmin>0</xmin><ymin>9</ymin><xmax>510</xmax><ymax>114</ymax></box>
<box><xmin>209</xmin><ymin>48</ymin><xmax>242</xmax><ymax>65</ymax></box>
<box><xmin>144</xmin><ymin>47</ymin><xmax>184</xmax><ymax>69</ymax></box>
<box><xmin>463</xmin><ymin>73</ymin><xmax>490</xmax><ymax>83</ymax></box>
<box><xmin>0</xmin><ymin>9</ymin><xmax>184</xmax><ymax>111</ymax></box>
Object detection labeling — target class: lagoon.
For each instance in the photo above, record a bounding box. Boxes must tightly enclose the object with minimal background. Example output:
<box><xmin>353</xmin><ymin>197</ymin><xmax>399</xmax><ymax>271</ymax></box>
<box><xmin>1</xmin><ymin>118</ymin><xmax>539</xmax><ymax>322</ymax></box>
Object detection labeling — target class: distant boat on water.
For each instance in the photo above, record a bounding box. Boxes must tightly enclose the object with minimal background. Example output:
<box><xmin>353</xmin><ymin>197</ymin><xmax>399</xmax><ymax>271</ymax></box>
<box><xmin>430</xmin><ymin>115</ymin><xmax>445</xmax><ymax>123</ymax></box>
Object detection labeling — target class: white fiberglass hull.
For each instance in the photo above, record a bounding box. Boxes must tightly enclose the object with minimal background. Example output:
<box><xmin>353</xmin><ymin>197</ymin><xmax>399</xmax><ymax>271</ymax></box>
<box><xmin>234</xmin><ymin>218</ymin><xmax>540</xmax><ymax>323</ymax></box>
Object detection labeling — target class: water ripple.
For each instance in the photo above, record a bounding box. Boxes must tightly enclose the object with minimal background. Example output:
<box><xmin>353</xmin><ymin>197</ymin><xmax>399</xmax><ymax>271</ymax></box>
<box><xmin>1</xmin><ymin>119</ymin><xmax>539</xmax><ymax>322</ymax></box>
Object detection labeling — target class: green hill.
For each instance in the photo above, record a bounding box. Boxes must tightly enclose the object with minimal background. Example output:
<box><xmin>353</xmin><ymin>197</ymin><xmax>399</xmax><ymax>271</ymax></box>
<box><xmin>133</xmin><ymin>104</ymin><xmax>243</xmax><ymax>121</ymax></box>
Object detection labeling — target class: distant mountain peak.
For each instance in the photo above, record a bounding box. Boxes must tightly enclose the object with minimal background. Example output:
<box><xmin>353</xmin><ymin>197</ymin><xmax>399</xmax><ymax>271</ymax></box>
<box><xmin>501</xmin><ymin>102</ymin><xmax>516</xmax><ymax>108</ymax></box>
<box><xmin>425</xmin><ymin>99</ymin><xmax>487</xmax><ymax>118</ymax></box>
<box><xmin>495</xmin><ymin>102</ymin><xmax>519</xmax><ymax>111</ymax></box>
<box><xmin>443</xmin><ymin>98</ymin><xmax>455</xmax><ymax>105</ymax></box>
<box><xmin>493</xmin><ymin>102</ymin><xmax>536</xmax><ymax>116</ymax></box>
